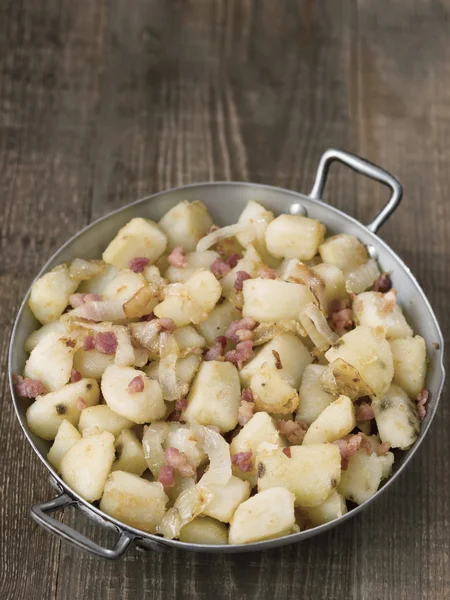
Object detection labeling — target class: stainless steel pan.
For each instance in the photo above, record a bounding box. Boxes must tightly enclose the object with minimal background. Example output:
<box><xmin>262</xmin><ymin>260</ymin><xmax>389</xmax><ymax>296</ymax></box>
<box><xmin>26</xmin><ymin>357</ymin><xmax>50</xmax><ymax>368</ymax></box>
<box><xmin>8</xmin><ymin>149</ymin><xmax>445</xmax><ymax>558</ymax></box>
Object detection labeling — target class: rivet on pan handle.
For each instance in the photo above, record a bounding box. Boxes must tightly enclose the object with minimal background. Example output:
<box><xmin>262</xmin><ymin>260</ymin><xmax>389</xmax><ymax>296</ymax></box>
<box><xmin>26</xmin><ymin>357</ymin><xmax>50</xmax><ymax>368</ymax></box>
<box><xmin>309</xmin><ymin>148</ymin><xmax>403</xmax><ymax>234</ymax></box>
<box><xmin>31</xmin><ymin>492</ymin><xmax>133</xmax><ymax>559</ymax></box>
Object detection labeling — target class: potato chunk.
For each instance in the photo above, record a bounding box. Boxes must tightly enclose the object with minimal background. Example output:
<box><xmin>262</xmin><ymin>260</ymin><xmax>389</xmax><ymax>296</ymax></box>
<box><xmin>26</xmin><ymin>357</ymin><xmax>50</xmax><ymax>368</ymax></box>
<box><xmin>240</xmin><ymin>332</ymin><xmax>312</xmax><ymax>388</ymax></box>
<box><xmin>185</xmin><ymin>270</ymin><xmax>222</xmax><ymax>314</ymax></box>
<box><xmin>265</xmin><ymin>214</ymin><xmax>326</xmax><ymax>260</ymax></box>
<box><xmin>101</xmin><ymin>364</ymin><xmax>165</xmax><ymax>423</ymax></box>
<box><xmin>195</xmin><ymin>301</ymin><xmax>241</xmax><ymax>345</ymax></box>
<box><xmin>338</xmin><ymin>450</ymin><xmax>382</xmax><ymax>505</ymax></box>
<box><xmin>296</xmin><ymin>364</ymin><xmax>337</xmax><ymax>425</ymax></box>
<box><xmin>29</xmin><ymin>264</ymin><xmax>79</xmax><ymax>324</ymax></box>
<box><xmin>230</xmin><ymin>412</ymin><xmax>286</xmax><ymax>486</ymax></box>
<box><xmin>257</xmin><ymin>444</ymin><xmax>341</xmax><ymax>507</ymax></box>
<box><xmin>72</xmin><ymin>348</ymin><xmax>115</xmax><ymax>380</ymax></box>
<box><xmin>165</xmin><ymin>250</ymin><xmax>219</xmax><ymax>283</ymax></box>
<box><xmin>250</xmin><ymin>363</ymin><xmax>299</xmax><ymax>415</ymax></box>
<box><xmin>242</xmin><ymin>278</ymin><xmax>314</xmax><ymax>322</ymax></box>
<box><xmin>103</xmin><ymin>217</ymin><xmax>167</xmax><ymax>269</ymax></box>
<box><xmin>78</xmin><ymin>264</ymin><xmax>119</xmax><ymax>295</ymax></box>
<box><xmin>319</xmin><ymin>234</ymin><xmax>368</xmax><ymax>272</ymax></box>
<box><xmin>183</xmin><ymin>361</ymin><xmax>241</xmax><ymax>433</ymax></box>
<box><xmin>235</xmin><ymin>200</ymin><xmax>278</xmax><ymax>267</ymax></box>
<box><xmin>112</xmin><ymin>429</ymin><xmax>148</xmax><ymax>476</ymax></box>
<box><xmin>78</xmin><ymin>405</ymin><xmax>133</xmax><ymax>437</ymax></box>
<box><xmin>312</xmin><ymin>263</ymin><xmax>347</xmax><ymax>308</ymax></box>
<box><xmin>302</xmin><ymin>395</ymin><xmax>356</xmax><ymax>445</ymax></box>
<box><xmin>24</xmin><ymin>332</ymin><xmax>78</xmax><ymax>392</ymax></box>
<box><xmin>372</xmin><ymin>384</ymin><xmax>420</xmax><ymax>449</ymax></box>
<box><xmin>229</xmin><ymin>487</ymin><xmax>296</xmax><ymax>544</ymax></box>
<box><xmin>163</xmin><ymin>423</ymin><xmax>207</xmax><ymax>468</ymax></box>
<box><xmin>325</xmin><ymin>325</ymin><xmax>394</xmax><ymax>398</ymax></box>
<box><xmin>158</xmin><ymin>200</ymin><xmax>213</xmax><ymax>252</ymax></box>
<box><xmin>179</xmin><ymin>516</ymin><xmax>229</xmax><ymax>545</ymax></box>
<box><xmin>100</xmin><ymin>471</ymin><xmax>168</xmax><ymax>532</ymax></box>
<box><xmin>61</xmin><ymin>431</ymin><xmax>115</xmax><ymax>502</ymax></box>
<box><xmin>390</xmin><ymin>336</ymin><xmax>427</xmax><ymax>398</ymax></box>
<box><xmin>352</xmin><ymin>292</ymin><xmax>413</xmax><ymax>339</ymax></box>
<box><xmin>220</xmin><ymin>244</ymin><xmax>264</xmax><ymax>300</ymax></box>
<box><xmin>300</xmin><ymin>489</ymin><xmax>347</xmax><ymax>527</ymax></box>
<box><xmin>26</xmin><ymin>379</ymin><xmax>99</xmax><ymax>440</ymax></box>
<box><xmin>47</xmin><ymin>420</ymin><xmax>82</xmax><ymax>472</ymax></box>
<box><xmin>25</xmin><ymin>320</ymin><xmax>66</xmax><ymax>353</ymax></box>
<box><xmin>202</xmin><ymin>476</ymin><xmax>251</xmax><ymax>523</ymax></box>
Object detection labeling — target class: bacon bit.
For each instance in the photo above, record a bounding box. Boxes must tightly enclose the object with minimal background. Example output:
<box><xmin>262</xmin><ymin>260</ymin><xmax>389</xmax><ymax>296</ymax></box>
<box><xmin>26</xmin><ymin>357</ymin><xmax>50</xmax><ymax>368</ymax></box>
<box><xmin>165</xmin><ymin>447</ymin><xmax>196</xmax><ymax>477</ymax></box>
<box><xmin>210</xmin><ymin>258</ymin><xmax>232</xmax><ymax>278</ymax></box>
<box><xmin>141</xmin><ymin>313</ymin><xmax>156</xmax><ymax>321</ymax></box>
<box><xmin>13</xmin><ymin>375</ymin><xmax>47</xmax><ymax>398</ymax></box>
<box><xmin>373</xmin><ymin>273</ymin><xmax>392</xmax><ymax>293</ymax></box>
<box><xmin>330</xmin><ymin>298</ymin><xmax>354</xmax><ymax>336</ymax></box>
<box><xmin>69</xmin><ymin>293</ymin><xmax>102</xmax><ymax>308</ymax></box>
<box><xmin>238</xmin><ymin>400</ymin><xmax>255</xmax><ymax>426</ymax></box>
<box><xmin>241</xmin><ymin>388</ymin><xmax>254</xmax><ymax>403</ymax></box>
<box><xmin>128</xmin><ymin>375</ymin><xmax>144</xmax><ymax>393</ymax></box>
<box><xmin>70</xmin><ymin>369</ymin><xmax>82</xmax><ymax>383</ymax></box>
<box><xmin>272</xmin><ymin>350</ymin><xmax>282</xmax><ymax>370</ymax></box>
<box><xmin>282</xmin><ymin>447</ymin><xmax>292</xmax><ymax>458</ymax></box>
<box><xmin>204</xmin><ymin>336</ymin><xmax>227</xmax><ymax>361</ymax></box>
<box><xmin>83</xmin><ymin>335</ymin><xmax>95</xmax><ymax>351</ymax></box>
<box><xmin>234</xmin><ymin>270</ymin><xmax>252</xmax><ymax>291</ymax></box>
<box><xmin>417</xmin><ymin>388</ymin><xmax>430</xmax><ymax>420</ymax></box>
<box><xmin>277</xmin><ymin>420</ymin><xmax>308</xmax><ymax>445</ymax></box>
<box><xmin>225</xmin><ymin>317</ymin><xmax>257</xmax><ymax>343</ymax></box>
<box><xmin>76</xmin><ymin>397</ymin><xmax>87</xmax><ymax>411</ymax></box>
<box><xmin>168</xmin><ymin>247</ymin><xmax>188</xmax><ymax>268</ymax></box>
<box><xmin>231</xmin><ymin>450</ymin><xmax>253</xmax><ymax>472</ymax></box>
<box><xmin>158</xmin><ymin>466</ymin><xmax>175</xmax><ymax>487</ymax></box>
<box><xmin>93</xmin><ymin>331</ymin><xmax>118</xmax><ymax>355</ymax></box>
<box><xmin>379</xmin><ymin>289</ymin><xmax>397</xmax><ymax>313</ymax></box>
<box><xmin>258</xmin><ymin>266</ymin><xmax>278</xmax><ymax>279</ymax></box>
<box><xmin>227</xmin><ymin>253</ymin><xmax>241</xmax><ymax>268</ymax></box>
<box><xmin>128</xmin><ymin>257</ymin><xmax>150</xmax><ymax>273</ymax></box>
<box><xmin>333</xmin><ymin>433</ymin><xmax>372</xmax><ymax>470</ymax></box>
<box><xmin>224</xmin><ymin>340</ymin><xmax>254</xmax><ymax>368</ymax></box>
<box><xmin>376</xmin><ymin>442</ymin><xmax>391</xmax><ymax>456</ymax></box>
<box><xmin>158</xmin><ymin>317</ymin><xmax>177</xmax><ymax>332</ymax></box>
<box><xmin>175</xmin><ymin>397</ymin><xmax>188</xmax><ymax>411</ymax></box>
<box><xmin>355</xmin><ymin>401</ymin><xmax>375</xmax><ymax>422</ymax></box>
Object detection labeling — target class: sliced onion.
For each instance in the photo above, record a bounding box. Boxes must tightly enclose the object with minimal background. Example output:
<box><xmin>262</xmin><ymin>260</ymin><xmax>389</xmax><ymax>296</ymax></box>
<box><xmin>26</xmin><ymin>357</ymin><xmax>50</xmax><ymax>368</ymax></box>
<box><xmin>129</xmin><ymin>320</ymin><xmax>161</xmax><ymax>354</ymax></box>
<box><xmin>123</xmin><ymin>283</ymin><xmax>158</xmax><ymax>319</ymax></box>
<box><xmin>299</xmin><ymin>303</ymin><xmax>339</xmax><ymax>351</ymax></box>
<box><xmin>159</xmin><ymin>331</ymin><xmax>188</xmax><ymax>401</ymax></box>
<box><xmin>157</xmin><ymin>507</ymin><xmax>181</xmax><ymax>539</ymax></box>
<box><xmin>114</xmin><ymin>326</ymin><xmax>135</xmax><ymax>367</ymax></box>
<box><xmin>196</xmin><ymin>223</ymin><xmax>253</xmax><ymax>252</ymax></box>
<box><xmin>166</xmin><ymin>485</ymin><xmax>214</xmax><ymax>538</ymax></box>
<box><xmin>192</xmin><ymin>424</ymin><xmax>232</xmax><ymax>487</ymax></box>
<box><xmin>70</xmin><ymin>299</ymin><xmax>125</xmax><ymax>322</ymax></box>
<box><xmin>142</xmin><ymin>422</ymin><xmax>169</xmax><ymax>477</ymax></box>
<box><xmin>252</xmin><ymin>320</ymin><xmax>307</xmax><ymax>346</ymax></box>
<box><xmin>133</xmin><ymin>346</ymin><xmax>150</xmax><ymax>367</ymax></box>
<box><xmin>285</xmin><ymin>262</ymin><xmax>327</xmax><ymax>310</ymax></box>
<box><xmin>319</xmin><ymin>358</ymin><xmax>374</xmax><ymax>399</ymax></box>
<box><xmin>69</xmin><ymin>258</ymin><xmax>104</xmax><ymax>281</ymax></box>
<box><xmin>345</xmin><ymin>259</ymin><xmax>380</xmax><ymax>294</ymax></box>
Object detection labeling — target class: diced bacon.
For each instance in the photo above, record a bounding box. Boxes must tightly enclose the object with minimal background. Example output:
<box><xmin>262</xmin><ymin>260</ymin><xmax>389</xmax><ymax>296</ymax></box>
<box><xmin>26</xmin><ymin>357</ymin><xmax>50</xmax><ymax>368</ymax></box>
<box><xmin>69</xmin><ymin>293</ymin><xmax>102</xmax><ymax>308</ymax></box>
<box><xmin>93</xmin><ymin>331</ymin><xmax>118</xmax><ymax>355</ymax></box>
<box><xmin>277</xmin><ymin>420</ymin><xmax>308</xmax><ymax>445</ymax></box>
<box><xmin>13</xmin><ymin>375</ymin><xmax>47</xmax><ymax>398</ymax></box>
<box><xmin>227</xmin><ymin>253</ymin><xmax>241</xmax><ymax>268</ymax></box>
<box><xmin>234</xmin><ymin>270</ymin><xmax>252</xmax><ymax>291</ymax></box>
<box><xmin>167</xmin><ymin>247</ymin><xmax>188</xmax><ymax>268</ymax></box>
<box><xmin>333</xmin><ymin>433</ymin><xmax>372</xmax><ymax>470</ymax></box>
<box><xmin>210</xmin><ymin>258</ymin><xmax>232</xmax><ymax>278</ymax></box>
<box><xmin>224</xmin><ymin>341</ymin><xmax>254</xmax><ymax>368</ymax></box>
<box><xmin>379</xmin><ymin>289</ymin><xmax>397</xmax><ymax>313</ymax></box>
<box><xmin>376</xmin><ymin>442</ymin><xmax>391</xmax><ymax>456</ymax></box>
<box><xmin>175</xmin><ymin>397</ymin><xmax>188</xmax><ymax>411</ymax></box>
<box><xmin>158</xmin><ymin>317</ymin><xmax>177</xmax><ymax>332</ymax></box>
<box><xmin>373</xmin><ymin>273</ymin><xmax>392</xmax><ymax>293</ymax></box>
<box><xmin>355</xmin><ymin>401</ymin><xmax>375</xmax><ymax>422</ymax></box>
<box><xmin>238</xmin><ymin>400</ymin><xmax>255</xmax><ymax>426</ymax></box>
<box><xmin>330</xmin><ymin>298</ymin><xmax>354</xmax><ymax>336</ymax></box>
<box><xmin>241</xmin><ymin>388</ymin><xmax>254</xmax><ymax>403</ymax></box>
<box><xmin>165</xmin><ymin>447</ymin><xmax>196</xmax><ymax>477</ymax></box>
<box><xmin>128</xmin><ymin>375</ymin><xmax>144</xmax><ymax>393</ymax></box>
<box><xmin>76</xmin><ymin>397</ymin><xmax>87</xmax><ymax>411</ymax></box>
<box><xmin>70</xmin><ymin>369</ymin><xmax>82</xmax><ymax>383</ymax></box>
<box><xmin>282</xmin><ymin>447</ymin><xmax>292</xmax><ymax>458</ymax></box>
<box><xmin>158</xmin><ymin>466</ymin><xmax>175</xmax><ymax>487</ymax></box>
<box><xmin>225</xmin><ymin>318</ymin><xmax>257</xmax><ymax>343</ymax></box>
<box><xmin>258</xmin><ymin>266</ymin><xmax>278</xmax><ymax>279</ymax></box>
<box><xmin>204</xmin><ymin>336</ymin><xmax>227</xmax><ymax>361</ymax></box>
<box><xmin>128</xmin><ymin>257</ymin><xmax>150</xmax><ymax>273</ymax></box>
<box><xmin>83</xmin><ymin>335</ymin><xmax>95</xmax><ymax>351</ymax></box>
<box><xmin>417</xmin><ymin>388</ymin><xmax>430</xmax><ymax>420</ymax></box>
<box><xmin>231</xmin><ymin>450</ymin><xmax>253</xmax><ymax>472</ymax></box>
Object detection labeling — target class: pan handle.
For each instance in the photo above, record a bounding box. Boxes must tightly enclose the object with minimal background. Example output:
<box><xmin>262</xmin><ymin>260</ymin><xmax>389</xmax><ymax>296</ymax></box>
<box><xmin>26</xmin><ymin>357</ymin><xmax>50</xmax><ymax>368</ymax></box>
<box><xmin>31</xmin><ymin>492</ymin><xmax>133</xmax><ymax>559</ymax></box>
<box><xmin>309</xmin><ymin>148</ymin><xmax>403</xmax><ymax>233</ymax></box>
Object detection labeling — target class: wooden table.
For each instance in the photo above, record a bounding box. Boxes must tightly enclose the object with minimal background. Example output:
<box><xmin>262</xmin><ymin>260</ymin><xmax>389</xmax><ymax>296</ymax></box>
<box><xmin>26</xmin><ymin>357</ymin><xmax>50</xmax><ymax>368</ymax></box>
<box><xmin>1</xmin><ymin>1</ymin><xmax>449</xmax><ymax>598</ymax></box>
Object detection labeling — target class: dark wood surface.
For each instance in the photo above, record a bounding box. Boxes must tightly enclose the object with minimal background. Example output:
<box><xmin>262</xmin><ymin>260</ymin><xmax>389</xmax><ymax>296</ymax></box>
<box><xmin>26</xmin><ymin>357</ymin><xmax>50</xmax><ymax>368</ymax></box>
<box><xmin>1</xmin><ymin>1</ymin><xmax>449</xmax><ymax>598</ymax></box>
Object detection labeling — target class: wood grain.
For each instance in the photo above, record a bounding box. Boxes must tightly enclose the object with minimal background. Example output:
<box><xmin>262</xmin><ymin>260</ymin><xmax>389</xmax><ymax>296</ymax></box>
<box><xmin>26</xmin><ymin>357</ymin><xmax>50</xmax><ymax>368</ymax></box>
<box><xmin>1</xmin><ymin>1</ymin><xmax>449</xmax><ymax>599</ymax></box>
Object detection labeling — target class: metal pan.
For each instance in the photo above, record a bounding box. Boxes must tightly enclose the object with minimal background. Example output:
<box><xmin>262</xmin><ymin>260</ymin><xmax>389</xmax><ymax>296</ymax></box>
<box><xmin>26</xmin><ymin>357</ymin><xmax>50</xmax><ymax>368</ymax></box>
<box><xmin>8</xmin><ymin>149</ymin><xmax>445</xmax><ymax>558</ymax></box>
